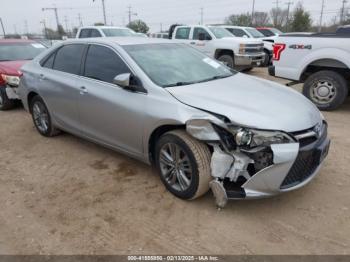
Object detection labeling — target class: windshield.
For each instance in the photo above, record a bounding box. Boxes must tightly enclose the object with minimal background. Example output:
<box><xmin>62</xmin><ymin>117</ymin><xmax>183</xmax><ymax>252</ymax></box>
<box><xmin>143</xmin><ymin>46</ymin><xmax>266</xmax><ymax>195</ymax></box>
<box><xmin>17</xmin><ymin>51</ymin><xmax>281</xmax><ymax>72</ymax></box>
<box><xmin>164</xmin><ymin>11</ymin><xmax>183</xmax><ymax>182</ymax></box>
<box><xmin>123</xmin><ymin>43</ymin><xmax>235</xmax><ymax>88</ymax></box>
<box><xmin>102</xmin><ymin>28</ymin><xmax>136</xmax><ymax>37</ymax></box>
<box><xmin>208</xmin><ymin>27</ymin><xmax>233</xmax><ymax>39</ymax></box>
<box><xmin>0</xmin><ymin>42</ymin><xmax>46</xmax><ymax>61</ymax></box>
<box><xmin>246</xmin><ymin>28</ymin><xmax>265</xmax><ymax>38</ymax></box>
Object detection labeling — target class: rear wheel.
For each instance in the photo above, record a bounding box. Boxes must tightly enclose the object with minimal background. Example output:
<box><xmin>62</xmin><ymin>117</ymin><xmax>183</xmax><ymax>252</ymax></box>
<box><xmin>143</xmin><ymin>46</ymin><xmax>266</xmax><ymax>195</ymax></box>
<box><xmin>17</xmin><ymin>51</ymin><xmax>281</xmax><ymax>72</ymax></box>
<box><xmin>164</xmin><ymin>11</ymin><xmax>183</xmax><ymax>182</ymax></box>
<box><xmin>30</xmin><ymin>95</ymin><xmax>60</xmax><ymax>137</ymax></box>
<box><xmin>155</xmin><ymin>130</ymin><xmax>212</xmax><ymax>200</ymax></box>
<box><xmin>0</xmin><ymin>88</ymin><xmax>15</xmax><ymax>111</ymax></box>
<box><xmin>303</xmin><ymin>70</ymin><xmax>348</xmax><ymax>111</ymax></box>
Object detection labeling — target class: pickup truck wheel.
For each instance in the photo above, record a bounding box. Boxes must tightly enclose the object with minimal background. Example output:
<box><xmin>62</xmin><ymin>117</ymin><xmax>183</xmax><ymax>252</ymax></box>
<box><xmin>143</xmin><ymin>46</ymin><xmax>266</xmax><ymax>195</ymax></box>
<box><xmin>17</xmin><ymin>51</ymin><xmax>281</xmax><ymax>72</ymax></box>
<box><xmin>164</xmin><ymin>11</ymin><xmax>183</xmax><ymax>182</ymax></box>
<box><xmin>303</xmin><ymin>70</ymin><xmax>348</xmax><ymax>111</ymax></box>
<box><xmin>261</xmin><ymin>50</ymin><xmax>271</xmax><ymax>67</ymax></box>
<box><xmin>0</xmin><ymin>88</ymin><xmax>15</xmax><ymax>111</ymax></box>
<box><xmin>155</xmin><ymin>130</ymin><xmax>212</xmax><ymax>200</ymax></box>
<box><xmin>218</xmin><ymin>54</ymin><xmax>234</xmax><ymax>69</ymax></box>
<box><xmin>30</xmin><ymin>96</ymin><xmax>61</xmax><ymax>137</ymax></box>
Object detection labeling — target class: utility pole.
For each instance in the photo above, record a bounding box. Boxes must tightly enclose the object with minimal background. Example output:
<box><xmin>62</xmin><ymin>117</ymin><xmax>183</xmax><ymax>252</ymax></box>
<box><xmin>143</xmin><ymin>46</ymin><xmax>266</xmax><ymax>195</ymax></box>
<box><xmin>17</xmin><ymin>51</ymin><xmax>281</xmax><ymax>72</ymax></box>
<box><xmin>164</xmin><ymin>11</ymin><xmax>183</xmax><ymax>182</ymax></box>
<box><xmin>78</xmin><ymin>13</ymin><xmax>83</xmax><ymax>27</ymax></box>
<box><xmin>40</xmin><ymin>20</ymin><xmax>47</xmax><ymax>39</ymax></box>
<box><xmin>24</xmin><ymin>20</ymin><xmax>29</xmax><ymax>35</ymax></box>
<box><xmin>285</xmin><ymin>1</ymin><xmax>293</xmax><ymax>32</ymax></box>
<box><xmin>42</xmin><ymin>7</ymin><xmax>60</xmax><ymax>32</ymax></box>
<box><xmin>64</xmin><ymin>16</ymin><xmax>69</xmax><ymax>34</ymax></box>
<box><xmin>127</xmin><ymin>5</ymin><xmax>138</xmax><ymax>24</ymax></box>
<box><xmin>200</xmin><ymin>8</ymin><xmax>204</xmax><ymax>25</ymax></box>
<box><xmin>0</xmin><ymin>18</ymin><xmax>6</xmax><ymax>38</ymax></box>
<box><xmin>93</xmin><ymin>0</ymin><xmax>107</xmax><ymax>25</ymax></box>
<box><xmin>319</xmin><ymin>0</ymin><xmax>325</xmax><ymax>32</ymax></box>
<box><xmin>273</xmin><ymin>0</ymin><xmax>281</xmax><ymax>9</ymax></box>
<box><xmin>251</xmin><ymin>0</ymin><xmax>255</xmax><ymax>25</ymax></box>
<box><xmin>341</xmin><ymin>0</ymin><xmax>348</xmax><ymax>24</ymax></box>
<box><xmin>160</xmin><ymin>23</ymin><xmax>163</xmax><ymax>32</ymax></box>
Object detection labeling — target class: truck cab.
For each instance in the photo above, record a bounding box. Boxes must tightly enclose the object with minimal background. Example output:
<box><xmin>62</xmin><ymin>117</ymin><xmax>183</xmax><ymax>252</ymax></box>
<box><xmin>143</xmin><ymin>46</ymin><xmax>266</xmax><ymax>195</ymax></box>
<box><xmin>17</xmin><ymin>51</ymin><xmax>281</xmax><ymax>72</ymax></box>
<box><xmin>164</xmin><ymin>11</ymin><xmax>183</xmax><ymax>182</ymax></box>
<box><xmin>76</xmin><ymin>26</ymin><xmax>138</xmax><ymax>38</ymax></box>
<box><xmin>169</xmin><ymin>25</ymin><xmax>265</xmax><ymax>71</ymax></box>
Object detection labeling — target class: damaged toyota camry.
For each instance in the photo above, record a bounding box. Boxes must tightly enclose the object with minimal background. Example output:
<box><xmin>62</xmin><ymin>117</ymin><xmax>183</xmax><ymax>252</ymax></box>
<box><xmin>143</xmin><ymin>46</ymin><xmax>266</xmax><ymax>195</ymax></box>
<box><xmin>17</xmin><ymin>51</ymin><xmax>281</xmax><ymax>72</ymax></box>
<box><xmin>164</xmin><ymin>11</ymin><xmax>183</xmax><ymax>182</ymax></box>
<box><xmin>19</xmin><ymin>37</ymin><xmax>330</xmax><ymax>207</ymax></box>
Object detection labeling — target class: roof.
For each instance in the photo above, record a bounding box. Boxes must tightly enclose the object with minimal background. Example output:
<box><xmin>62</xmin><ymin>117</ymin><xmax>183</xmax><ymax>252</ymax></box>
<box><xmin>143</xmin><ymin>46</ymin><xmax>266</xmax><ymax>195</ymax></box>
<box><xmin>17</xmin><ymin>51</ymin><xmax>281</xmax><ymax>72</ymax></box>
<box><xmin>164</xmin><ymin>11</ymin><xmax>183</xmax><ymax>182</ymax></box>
<box><xmin>0</xmin><ymin>38</ymin><xmax>36</xmax><ymax>43</ymax></box>
<box><xmin>64</xmin><ymin>36</ymin><xmax>173</xmax><ymax>46</ymax></box>
<box><xmin>78</xmin><ymin>26</ymin><xmax>129</xmax><ymax>30</ymax></box>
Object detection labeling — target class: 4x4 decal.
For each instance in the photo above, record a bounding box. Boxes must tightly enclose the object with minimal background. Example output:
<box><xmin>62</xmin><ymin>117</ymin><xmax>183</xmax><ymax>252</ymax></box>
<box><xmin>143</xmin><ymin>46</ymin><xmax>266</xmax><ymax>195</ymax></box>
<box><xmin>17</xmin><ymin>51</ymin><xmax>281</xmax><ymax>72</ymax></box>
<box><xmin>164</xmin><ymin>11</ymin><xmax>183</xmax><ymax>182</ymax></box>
<box><xmin>289</xmin><ymin>44</ymin><xmax>312</xmax><ymax>50</ymax></box>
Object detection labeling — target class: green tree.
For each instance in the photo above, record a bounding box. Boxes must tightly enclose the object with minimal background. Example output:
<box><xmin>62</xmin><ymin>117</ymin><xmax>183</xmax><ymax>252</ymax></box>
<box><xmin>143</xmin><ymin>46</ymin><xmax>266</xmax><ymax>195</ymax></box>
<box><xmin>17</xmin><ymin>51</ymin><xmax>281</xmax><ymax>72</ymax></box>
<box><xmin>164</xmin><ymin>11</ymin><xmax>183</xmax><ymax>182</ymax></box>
<box><xmin>127</xmin><ymin>19</ymin><xmax>149</xmax><ymax>33</ymax></box>
<box><xmin>290</xmin><ymin>2</ymin><xmax>312</xmax><ymax>32</ymax></box>
<box><xmin>225</xmin><ymin>13</ymin><xmax>252</xmax><ymax>26</ymax></box>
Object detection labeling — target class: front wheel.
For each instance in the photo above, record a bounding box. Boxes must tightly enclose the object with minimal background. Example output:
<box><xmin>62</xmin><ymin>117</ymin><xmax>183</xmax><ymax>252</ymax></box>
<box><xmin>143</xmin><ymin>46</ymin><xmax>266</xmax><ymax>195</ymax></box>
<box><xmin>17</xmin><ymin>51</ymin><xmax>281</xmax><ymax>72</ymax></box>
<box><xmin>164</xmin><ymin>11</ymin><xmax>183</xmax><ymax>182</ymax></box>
<box><xmin>155</xmin><ymin>130</ymin><xmax>212</xmax><ymax>200</ymax></box>
<box><xmin>30</xmin><ymin>95</ymin><xmax>61</xmax><ymax>137</ymax></box>
<box><xmin>303</xmin><ymin>70</ymin><xmax>348</xmax><ymax>111</ymax></box>
<box><xmin>0</xmin><ymin>88</ymin><xmax>15</xmax><ymax>111</ymax></box>
<box><xmin>218</xmin><ymin>54</ymin><xmax>234</xmax><ymax>69</ymax></box>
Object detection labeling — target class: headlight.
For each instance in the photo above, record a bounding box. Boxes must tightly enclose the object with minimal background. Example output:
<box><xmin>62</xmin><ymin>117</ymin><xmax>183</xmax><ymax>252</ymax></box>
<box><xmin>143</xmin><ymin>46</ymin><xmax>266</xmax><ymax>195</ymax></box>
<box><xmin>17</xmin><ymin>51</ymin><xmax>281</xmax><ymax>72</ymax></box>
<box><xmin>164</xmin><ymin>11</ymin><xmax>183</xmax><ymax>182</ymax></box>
<box><xmin>1</xmin><ymin>74</ymin><xmax>20</xmax><ymax>87</ymax></box>
<box><xmin>230</xmin><ymin>127</ymin><xmax>294</xmax><ymax>148</ymax></box>
<box><xmin>239</xmin><ymin>44</ymin><xmax>246</xmax><ymax>54</ymax></box>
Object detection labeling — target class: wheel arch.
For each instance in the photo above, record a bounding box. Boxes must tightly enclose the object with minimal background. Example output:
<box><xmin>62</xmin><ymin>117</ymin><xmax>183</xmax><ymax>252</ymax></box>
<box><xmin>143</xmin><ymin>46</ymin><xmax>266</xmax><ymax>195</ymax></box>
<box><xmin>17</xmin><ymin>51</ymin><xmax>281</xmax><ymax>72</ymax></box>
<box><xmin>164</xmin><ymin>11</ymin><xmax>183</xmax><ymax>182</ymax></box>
<box><xmin>214</xmin><ymin>49</ymin><xmax>234</xmax><ymax>60</ymax></box>
<box><xmin>27</xmin><ymin>91</ymin><xmax>39</xmax><ymax>113</ymax></box>
<box><xmin>148</xmin><ymin>124</ymin><xmax>185</xmax><ymax>165</ymax></box>
<box><xmin>300</xmin><ymin>58</ymin><xmax>350</xmax><ymax>82</ymax></box>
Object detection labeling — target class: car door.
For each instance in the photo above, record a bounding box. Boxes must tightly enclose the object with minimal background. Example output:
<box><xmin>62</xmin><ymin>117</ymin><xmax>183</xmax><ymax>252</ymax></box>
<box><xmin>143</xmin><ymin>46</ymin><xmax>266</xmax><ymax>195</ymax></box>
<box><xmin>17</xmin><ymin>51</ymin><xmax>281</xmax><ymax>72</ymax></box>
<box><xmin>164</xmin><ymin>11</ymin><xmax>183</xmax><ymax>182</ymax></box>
<box><xmin>191</xmin><ymin>27</ymin><xmax>214</xmax><ymax>56</ymax></box>
<box><xmin>38</xmin><ymin>44</ymin><xmax>86</xmax><ymax>134</ymax></box>
<box><xmin>77</xmin><ymin>44</ymin><xmax>146</xmax><ymax>156</ymax></box>
<box><xmin>174</xmin><ymin>27</ymin><xmax>192</xmax><ymax>44</ymax></box>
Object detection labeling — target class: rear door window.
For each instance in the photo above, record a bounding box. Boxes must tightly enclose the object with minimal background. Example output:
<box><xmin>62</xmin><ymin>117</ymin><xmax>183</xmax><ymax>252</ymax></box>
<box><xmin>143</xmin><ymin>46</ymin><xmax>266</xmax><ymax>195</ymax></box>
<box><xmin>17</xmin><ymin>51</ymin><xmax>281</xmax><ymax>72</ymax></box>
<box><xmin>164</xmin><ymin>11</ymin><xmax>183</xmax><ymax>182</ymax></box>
<box><xmin>90</xmin><ymin>29</ymin><xmax>102</xmax><ymax>37</ymax></box>
<box><xmin>193</xmin><ymin>27</ymin><xmax>212</xmax><ymax>40</ymax></box>
<box><xmin>79</xmin><ymin>29</ymin><xmax>91</xmax><ymax>38</ymax></box>
<box><xmin>228</xmin><ymin>28</ymin><xmax>249</xmax><ymax>37</ymax></box>
<box><xmin>175</xmin><ymin>27</ymin><xmax>191</xmax><ymax>39</ymax></box>
<box><xmin>84</xmin><ymin>45</ymin><xmax>131</xmax><ymax>83</ymax></box>
<box><xmin>53</xmin><ymin>44</ymin><xmax>85</xmax><ymax>75</ymax></box>
<box><xmin>42</xmin><ymin>52</ymin><xmax>56</xmax><ymax>68</ymax></box>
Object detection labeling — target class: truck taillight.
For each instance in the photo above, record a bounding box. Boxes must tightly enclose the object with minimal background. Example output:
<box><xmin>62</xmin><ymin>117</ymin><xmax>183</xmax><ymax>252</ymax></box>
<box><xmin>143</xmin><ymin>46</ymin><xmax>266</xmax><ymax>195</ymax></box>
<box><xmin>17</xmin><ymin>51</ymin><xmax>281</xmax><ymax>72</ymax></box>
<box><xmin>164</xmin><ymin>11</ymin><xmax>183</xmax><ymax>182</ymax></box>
<box><xmin>273</xmin><ymin>43</ymin><xmax>286</xmax><ymax>61</ymax></box>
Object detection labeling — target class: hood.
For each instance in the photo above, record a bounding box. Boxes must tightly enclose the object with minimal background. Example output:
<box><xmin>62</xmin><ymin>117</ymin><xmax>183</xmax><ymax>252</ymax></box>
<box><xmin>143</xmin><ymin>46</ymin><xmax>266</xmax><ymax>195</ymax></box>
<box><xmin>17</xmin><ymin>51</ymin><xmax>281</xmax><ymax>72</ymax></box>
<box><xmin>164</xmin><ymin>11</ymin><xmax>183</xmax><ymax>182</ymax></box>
<box><xmin>167</xmin><ymin>73</ymin><xmax>321</xmax><ymax>132</ymax></box>
<box><xmin>221</xmin><ymin>37</ymin><xmax>263</xmax><ymax>45</ymax></box>
<box><xmin>0</xmin><ymin>60</ymin><xmax>27</xmax><ymax>76</ymax></box>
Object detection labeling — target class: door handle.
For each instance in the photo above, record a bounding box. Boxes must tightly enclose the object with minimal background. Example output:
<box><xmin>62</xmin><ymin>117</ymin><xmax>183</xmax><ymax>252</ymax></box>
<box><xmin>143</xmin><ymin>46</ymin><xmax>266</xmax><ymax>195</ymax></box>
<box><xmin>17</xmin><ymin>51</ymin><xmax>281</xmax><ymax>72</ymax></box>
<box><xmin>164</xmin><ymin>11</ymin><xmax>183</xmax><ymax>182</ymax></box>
<box><xmin>79</xmin><ymin>86</ymin><xmax>88</xmax><ymax>95</ymax></box>
<box><xmin>39</xmin><ymin>74</ymin><xmax>46</xmax><ymax>81</ymax></box>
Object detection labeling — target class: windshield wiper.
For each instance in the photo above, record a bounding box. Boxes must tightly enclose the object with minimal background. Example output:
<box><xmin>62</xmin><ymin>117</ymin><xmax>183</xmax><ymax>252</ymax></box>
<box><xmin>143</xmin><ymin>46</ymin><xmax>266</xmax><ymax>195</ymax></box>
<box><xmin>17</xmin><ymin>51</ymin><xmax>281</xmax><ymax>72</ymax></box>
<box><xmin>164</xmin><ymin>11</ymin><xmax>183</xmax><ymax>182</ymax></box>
<box><xmin>197</xmin><ymin>74</ymin><xmax>232</xmax><ymax>83</ymax></box>
<box><xmin>163</xmin><ymin>81</ymin><xmax>195</xmax><ymax>87</ymax></box>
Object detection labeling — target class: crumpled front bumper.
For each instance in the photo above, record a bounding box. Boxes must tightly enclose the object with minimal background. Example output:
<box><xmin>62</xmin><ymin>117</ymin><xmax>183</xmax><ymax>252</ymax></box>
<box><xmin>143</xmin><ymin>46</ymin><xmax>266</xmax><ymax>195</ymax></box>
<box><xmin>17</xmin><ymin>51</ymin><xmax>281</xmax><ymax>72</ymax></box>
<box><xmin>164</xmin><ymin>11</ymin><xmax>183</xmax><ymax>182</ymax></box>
<box><xmin>5</xmin><ymin>86</ymin><xmax>20</xmax><ymax>100</ymax></box>
<box><xmin>210</xmin><ymin>124</ymin><xmax>330</xmax><ymax>206</ymax></box>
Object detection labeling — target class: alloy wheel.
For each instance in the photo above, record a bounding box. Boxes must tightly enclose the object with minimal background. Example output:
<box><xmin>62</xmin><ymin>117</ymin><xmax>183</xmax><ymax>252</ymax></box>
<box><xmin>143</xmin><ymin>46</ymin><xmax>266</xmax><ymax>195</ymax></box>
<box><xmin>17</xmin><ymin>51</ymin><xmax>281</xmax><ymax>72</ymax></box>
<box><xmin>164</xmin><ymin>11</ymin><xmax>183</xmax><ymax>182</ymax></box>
<box><xmin>32</xmin><ymin>101</ymin><xmax>49</xmax><ymax>133</ymax></box>
<box><xmin>159</xmin><ymin>142</ymin><xmax>193</xmax><ymax>192</ymax></box>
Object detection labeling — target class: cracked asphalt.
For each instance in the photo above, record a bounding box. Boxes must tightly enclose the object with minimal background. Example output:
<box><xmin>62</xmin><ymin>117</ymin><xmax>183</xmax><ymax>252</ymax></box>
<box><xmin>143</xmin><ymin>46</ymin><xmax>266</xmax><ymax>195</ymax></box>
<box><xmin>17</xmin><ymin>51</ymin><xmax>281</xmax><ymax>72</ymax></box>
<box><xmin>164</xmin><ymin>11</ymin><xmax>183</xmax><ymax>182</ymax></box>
<box><xmin>0</xmin><ymin>68</ymin><xmax>349</xmax><ymax>255</ymax></box>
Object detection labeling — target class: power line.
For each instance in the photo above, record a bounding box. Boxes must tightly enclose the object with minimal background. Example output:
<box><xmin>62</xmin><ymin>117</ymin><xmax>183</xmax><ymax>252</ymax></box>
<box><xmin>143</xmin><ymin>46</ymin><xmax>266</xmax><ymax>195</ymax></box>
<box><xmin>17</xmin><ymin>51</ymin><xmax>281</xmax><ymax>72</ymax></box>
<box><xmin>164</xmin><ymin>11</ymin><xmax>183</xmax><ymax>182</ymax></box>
<box><xmin>273</xmin><ymin>0</ymin><xmax>281</xmax><ymax>9</ymax></box>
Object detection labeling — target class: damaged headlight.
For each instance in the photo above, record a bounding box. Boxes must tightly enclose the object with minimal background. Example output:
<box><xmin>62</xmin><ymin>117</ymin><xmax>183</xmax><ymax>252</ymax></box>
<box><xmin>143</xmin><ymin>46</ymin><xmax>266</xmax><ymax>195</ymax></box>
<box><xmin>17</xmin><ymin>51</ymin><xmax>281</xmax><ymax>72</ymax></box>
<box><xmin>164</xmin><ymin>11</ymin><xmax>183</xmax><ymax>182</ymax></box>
<box><xmin>1</xmin><ymin>74</ymin><xmax>20</xmax><ymax>87</ymax></box>
<box><xmin>232</xmin><ymin>127</ymin><xmax>294</xmax><ymax>148</ymax></box>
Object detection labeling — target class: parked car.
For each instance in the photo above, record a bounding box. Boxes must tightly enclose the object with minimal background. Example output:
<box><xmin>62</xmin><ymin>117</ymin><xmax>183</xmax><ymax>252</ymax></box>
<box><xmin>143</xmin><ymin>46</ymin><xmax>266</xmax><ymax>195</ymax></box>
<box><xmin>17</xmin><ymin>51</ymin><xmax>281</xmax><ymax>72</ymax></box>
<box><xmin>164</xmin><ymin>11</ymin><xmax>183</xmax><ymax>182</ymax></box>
<box><xmin>19</xmin><ymin>37</ymin><xmax>330</xmax><ymax>208</ymax></box>
<box><xmin>221</xmin><ymin>25</ymin><xmax>274</xmax><ymax>66</ymax></box>
<box><xmin>76</xmin><ymin>26</ymin><xmax>138</xmax><ymax>38</ymax></box>
<box><xmin>0</xmin><ymin>39</ymin><xmax>46</xmax><ymax>110</ymax></box>
<box><xmin>256</xmin><ymin>27</ymin><xmax>283</xmax><ymax>37</ymax></box>
<box><xmin>168</xmin><ymin>24</ymin><xmax>265</xmax><ymax>71</ymax></box>
<box><xmin>269</xmin><ymin>33</ymin><xmax>350</xmax><ymax>110</ymax></box>
<box><xmin>336</xmin><ymin>25</ymin><xmax>350</xmax><ymax>34</ymax></box>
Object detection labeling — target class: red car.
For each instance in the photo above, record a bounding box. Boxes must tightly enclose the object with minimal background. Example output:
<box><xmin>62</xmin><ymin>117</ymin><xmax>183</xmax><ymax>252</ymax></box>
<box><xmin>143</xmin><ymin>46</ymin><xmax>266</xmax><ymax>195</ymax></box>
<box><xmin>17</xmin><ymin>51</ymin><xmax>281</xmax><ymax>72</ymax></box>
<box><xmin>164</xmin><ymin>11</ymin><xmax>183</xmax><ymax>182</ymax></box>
<box><xmin>0</xmin><ymin>39</ymin><xmax>46</xmax><ymax>110</ymax></box>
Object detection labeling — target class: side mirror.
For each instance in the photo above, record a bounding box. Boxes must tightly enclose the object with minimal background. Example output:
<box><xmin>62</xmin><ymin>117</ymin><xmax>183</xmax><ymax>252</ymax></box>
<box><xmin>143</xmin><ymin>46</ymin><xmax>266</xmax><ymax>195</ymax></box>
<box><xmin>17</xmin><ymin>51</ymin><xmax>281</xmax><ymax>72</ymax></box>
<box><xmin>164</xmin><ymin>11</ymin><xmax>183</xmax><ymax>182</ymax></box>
<box><xmin>113</xmin><ymin>73</ymin><xmax>146</xmax><ymax>93</ymax></box>
<box><xmin>113</xmin><ymin>73</ymin><xmax>131</xmax><ymax>88</ymax></box>
<box><xmin>198</xmin><ymin>32</ymin><xmax>205</xmax><ymax>41</ymax></box>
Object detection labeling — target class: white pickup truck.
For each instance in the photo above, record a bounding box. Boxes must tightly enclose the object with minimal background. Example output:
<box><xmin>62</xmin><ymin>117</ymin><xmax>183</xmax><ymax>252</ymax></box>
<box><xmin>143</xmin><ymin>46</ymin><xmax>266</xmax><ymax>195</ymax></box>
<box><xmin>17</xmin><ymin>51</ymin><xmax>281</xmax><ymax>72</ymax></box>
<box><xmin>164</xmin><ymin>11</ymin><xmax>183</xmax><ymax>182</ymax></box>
<box><xmin>169</xmin><ymin>25</ymin><xmax>265</xmax><ymax>71</ymax></box>
<box><xmin>269</xmin><ymin>33</ymin><xmax>350</xmax><ymax>110</ymax></box>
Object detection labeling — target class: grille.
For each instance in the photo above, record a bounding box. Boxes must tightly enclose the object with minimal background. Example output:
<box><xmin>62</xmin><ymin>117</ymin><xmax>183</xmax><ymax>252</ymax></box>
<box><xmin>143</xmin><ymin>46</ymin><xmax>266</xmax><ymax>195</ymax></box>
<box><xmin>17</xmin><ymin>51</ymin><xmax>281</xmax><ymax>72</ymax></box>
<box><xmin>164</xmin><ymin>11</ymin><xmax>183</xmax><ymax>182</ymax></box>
<box><xmin>244</xmin><ymin>44</ymin><xmax>264</xmax><ymax>53</ymax></box>
<box><xmin>280</xmin><ymin>149</ymin><xmax>321</xmax><ymax>189</ymax></box>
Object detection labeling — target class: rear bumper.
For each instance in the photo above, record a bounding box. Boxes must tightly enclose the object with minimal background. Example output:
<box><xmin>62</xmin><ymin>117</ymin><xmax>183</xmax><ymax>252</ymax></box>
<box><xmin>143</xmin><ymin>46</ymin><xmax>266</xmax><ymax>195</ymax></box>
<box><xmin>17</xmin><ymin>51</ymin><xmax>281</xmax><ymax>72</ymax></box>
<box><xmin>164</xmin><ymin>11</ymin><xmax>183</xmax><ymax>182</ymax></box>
<box><xmin>268</xmin><ymin>65</ymin><xmax>275</xmax><ymax>76</ymax></box>
<box><xmin>235</xmin><ymin>53</ymin><xmax>265</xmax><ymax>66</ymax></box>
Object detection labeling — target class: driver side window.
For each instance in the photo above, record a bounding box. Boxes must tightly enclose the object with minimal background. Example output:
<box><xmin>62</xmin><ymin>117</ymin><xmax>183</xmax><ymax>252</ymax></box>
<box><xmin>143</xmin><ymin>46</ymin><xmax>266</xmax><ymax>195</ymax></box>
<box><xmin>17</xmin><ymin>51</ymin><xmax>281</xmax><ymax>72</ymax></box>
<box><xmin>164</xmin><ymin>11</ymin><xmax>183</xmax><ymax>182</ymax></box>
<box><xmin>193</xmin><ymin>27</ymin><xmax>212</xmax><ymax>40</ymax></box>
<box><xmin>84</xmin><ymin>45</ymin><xmax>131</xmax><ymax>83</ymax></box>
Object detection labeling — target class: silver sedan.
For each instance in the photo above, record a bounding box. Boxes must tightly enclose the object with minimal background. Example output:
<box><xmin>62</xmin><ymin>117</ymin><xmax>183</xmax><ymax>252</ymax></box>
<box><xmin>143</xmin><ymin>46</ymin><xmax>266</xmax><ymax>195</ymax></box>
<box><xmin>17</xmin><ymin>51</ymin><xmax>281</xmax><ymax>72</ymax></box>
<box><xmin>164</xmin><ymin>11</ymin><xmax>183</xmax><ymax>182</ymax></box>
<box><xmin>18</xmin><ymin>37</ymin><xmax>330</xmax><ymax>207</ymax></box>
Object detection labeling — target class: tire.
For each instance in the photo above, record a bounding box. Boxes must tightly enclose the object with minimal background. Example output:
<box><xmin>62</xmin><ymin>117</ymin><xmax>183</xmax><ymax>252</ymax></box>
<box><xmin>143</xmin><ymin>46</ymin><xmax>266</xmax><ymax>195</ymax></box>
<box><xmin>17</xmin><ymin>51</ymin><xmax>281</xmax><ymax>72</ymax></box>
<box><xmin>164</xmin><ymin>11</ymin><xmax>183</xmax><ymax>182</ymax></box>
<box><xmin>261</xmin><ymin>50</ymin><xmax>271</xmax><ymax>67</ymax></box>
<box><xmin>155</xmin><ymin>130</ymin><xmax>212</xmax><ymax>200</ymax></box>
<box><xmin>218</xmin><ymin>54</ymin><xmax>234</xmax><ymax>69</ymax></box>
<box><xmin>242</xmin><ymin>67</ymin><xmax>253</xmax><ymax>72</ymax></box>
<box><xmin>30</xmin><ymin>95</ymin><xmax>60</xmax><ymax>137</ymax></box>
<box><xmin>0</xmin><ymin>88</ymin><xmax>15</xmax><ymax>111</ymax></box>
<box><xmin>303</xmin><ymin>70</ymin><xmax>348</xmax><ymax>111</ymax></box>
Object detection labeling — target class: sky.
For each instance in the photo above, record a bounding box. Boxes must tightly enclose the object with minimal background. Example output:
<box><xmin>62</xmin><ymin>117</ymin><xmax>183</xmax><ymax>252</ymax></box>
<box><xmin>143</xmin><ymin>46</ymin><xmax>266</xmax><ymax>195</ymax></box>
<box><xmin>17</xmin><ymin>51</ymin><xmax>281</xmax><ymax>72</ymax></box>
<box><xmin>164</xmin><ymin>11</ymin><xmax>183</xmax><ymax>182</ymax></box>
<box><xmin>0</xmin><ymin>0</ymin><xmax>347</xmax><ymax>35</ymax></box>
